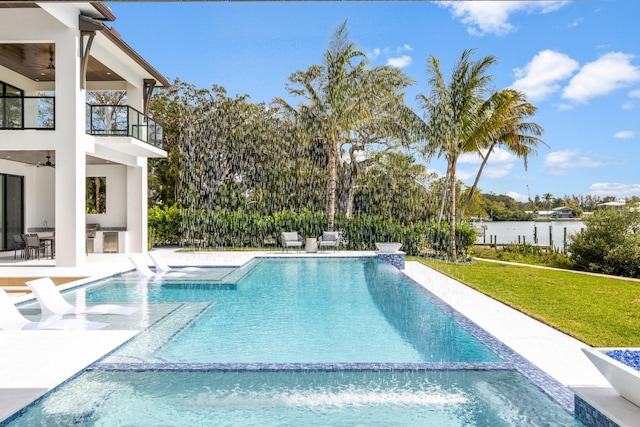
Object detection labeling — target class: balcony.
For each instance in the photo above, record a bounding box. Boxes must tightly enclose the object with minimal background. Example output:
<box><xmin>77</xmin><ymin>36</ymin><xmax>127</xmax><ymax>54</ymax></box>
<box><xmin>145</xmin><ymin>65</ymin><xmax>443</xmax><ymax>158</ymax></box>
<box><xmin>0</xmin><ymin>95</ymin><xmax>55</xmax><ymax>130</ymax></box>
<box><xmin>0</xmin><ymin>97</ymin><xmax>163</xmax><ymax>150</ymax></box>
<box><xmin>86</xmin><ymin>104</ymin><xmax>163</xmax><ymax>149</ymax></box>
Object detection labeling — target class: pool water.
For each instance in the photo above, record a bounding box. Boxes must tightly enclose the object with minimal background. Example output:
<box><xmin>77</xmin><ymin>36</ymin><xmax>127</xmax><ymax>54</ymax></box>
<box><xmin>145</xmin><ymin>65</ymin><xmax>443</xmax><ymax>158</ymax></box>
<box><xmin>5</xmin><ymin>370</ymin><xmax>581</xmax><ymax>426</ymax></box>
<box><xmin>2</xmin><ymin>258</ymin><xmax>584</xmax><ymax>426</ymax></box>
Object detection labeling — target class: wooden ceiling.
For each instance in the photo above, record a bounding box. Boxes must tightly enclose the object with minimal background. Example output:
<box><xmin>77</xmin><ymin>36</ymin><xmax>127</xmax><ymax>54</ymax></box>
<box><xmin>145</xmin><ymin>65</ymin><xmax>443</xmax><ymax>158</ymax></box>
<box><xmin>0</xmin><ymin>43</ymin><xmax>123</xmax><ymax>83</ymax></box>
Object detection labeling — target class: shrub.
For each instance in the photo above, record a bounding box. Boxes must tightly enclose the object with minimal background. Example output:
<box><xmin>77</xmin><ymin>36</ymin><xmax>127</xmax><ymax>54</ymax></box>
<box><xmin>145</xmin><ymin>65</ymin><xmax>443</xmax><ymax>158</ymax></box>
<box><xmin>149</xmin><ymin>207</ymin><xmax>477</xmax><ymax>257</ymax></box>
<box><xmin>568</xmin><ymin>208</ymin><xmax>640</xmax><ymax>278</ymax></box>
<box><xmin>470</xmin><ymin>244</ymin><xmax>575</xmax><ymax>269</ymax></box>
<box><xmin>148</xmin><ymin>204</ymin><xmax>182</xmax><ymax>246</ymax></box>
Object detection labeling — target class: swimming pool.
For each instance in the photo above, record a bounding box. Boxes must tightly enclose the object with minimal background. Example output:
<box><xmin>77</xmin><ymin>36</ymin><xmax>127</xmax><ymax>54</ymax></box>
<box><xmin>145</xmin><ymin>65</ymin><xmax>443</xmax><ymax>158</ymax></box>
<box><xmin>2</xmin><ymin>258</ymin><xmax>583</xmax><ymax>426</ymax></box>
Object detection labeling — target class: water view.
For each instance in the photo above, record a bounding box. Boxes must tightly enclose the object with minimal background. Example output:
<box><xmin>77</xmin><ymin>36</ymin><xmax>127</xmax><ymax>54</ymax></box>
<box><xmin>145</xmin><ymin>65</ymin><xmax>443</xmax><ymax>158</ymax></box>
<box><xmin>473</xmin><ymin>220</ymin><xmax>586</xmax><ymax>251</ymax></box>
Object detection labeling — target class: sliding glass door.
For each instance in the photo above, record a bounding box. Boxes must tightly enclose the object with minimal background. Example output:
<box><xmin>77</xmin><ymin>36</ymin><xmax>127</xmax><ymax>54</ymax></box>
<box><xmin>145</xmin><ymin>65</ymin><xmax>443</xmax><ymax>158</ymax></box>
<box><xmin>2</xmin><ymin>174</ymin><xmax>24</xmax><ymax>251</ymax></box>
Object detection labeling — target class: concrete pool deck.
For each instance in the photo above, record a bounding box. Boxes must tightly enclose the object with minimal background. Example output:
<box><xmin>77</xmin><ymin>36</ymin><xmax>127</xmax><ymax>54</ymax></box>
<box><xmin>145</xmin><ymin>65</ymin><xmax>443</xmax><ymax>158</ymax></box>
<box><xmin>0</xmin><ymin>248</ymin><xmax>638</xmax><ymax>425</ymax></box>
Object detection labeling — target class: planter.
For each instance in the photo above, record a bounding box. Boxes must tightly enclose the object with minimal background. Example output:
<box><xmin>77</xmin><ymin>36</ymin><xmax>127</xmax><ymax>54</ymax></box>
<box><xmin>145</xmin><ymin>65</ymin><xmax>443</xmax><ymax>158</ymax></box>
<box><xmin>375</xmin><ymin>242</ymin><xmax>402</xmax><ymax>253</ymax></box>
<box><xmin>582</xmin><ymin>347</ymin><xmax>640</xmax><ymax>407</ymax></box>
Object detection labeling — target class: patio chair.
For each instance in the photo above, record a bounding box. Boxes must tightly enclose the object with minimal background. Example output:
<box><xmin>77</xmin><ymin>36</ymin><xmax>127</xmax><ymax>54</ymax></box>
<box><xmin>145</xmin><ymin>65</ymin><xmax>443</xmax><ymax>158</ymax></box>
<box><xmin>281</xmin><ymin>232</ymin><xmax>303</xmax><ymax>252</ymax></box>
<box><xmin>26</xmin><ymin>277</ymin><xmax>138</xmax><ymax>316</ymax></box>
<box><xmin>148</xmin><ymin>253</ymin><xmax>201</xmax><ymax>273</ymax></box>
<box><xmin>129</xmin><ymin>255</ymin><xmax>155</xmax><ymax>277</ymax></box>
<box><xmin>0</xmin><ymin>289</ymin><xmax>107</xmax><ymax>330</ymax></box>
<box><xmin>24</xmin><ymin>234</ymin><xmax>48</xmax><ymax>260</ymax></box>
<box><xmin>318</xmin><ymin>231</ymin><xmax>340</xmax><ymax>253</ymax></box>
<box><xmin>149</xmin><ymin>252</ymin><xmax>172</xmax><ymax>273</ymax></box>
<box><xmin>13</xmin><ymin>234</ymin><xmax>25</xmax><ymax>259</ymax></box>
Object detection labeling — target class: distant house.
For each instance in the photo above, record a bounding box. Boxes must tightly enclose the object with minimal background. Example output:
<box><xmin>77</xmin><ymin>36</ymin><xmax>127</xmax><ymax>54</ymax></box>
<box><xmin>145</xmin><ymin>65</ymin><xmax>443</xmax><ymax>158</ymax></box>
<box><xmin>551</xmin><ymin>207</ymin><xmax>577</xmax><ymax>218</ymax></box>
<box><xmin>531</xmin><ymin>207</ymin><xmax>577</xmax><ymax>220</ymax></box>
<box><xmin>597</xmin><ymin>201</ymin><xmax>627</xmax><ymax>211</ymax></box>
<box><xmin>0</xmin><ymin>3</ymin><xmax>169</xmax><ymax>267</ymax></box>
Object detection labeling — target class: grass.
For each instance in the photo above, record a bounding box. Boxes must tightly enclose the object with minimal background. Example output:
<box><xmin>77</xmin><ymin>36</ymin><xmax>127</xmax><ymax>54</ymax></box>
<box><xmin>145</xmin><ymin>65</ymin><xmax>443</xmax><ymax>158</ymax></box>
<box><xmin>469</xmin><ymin>245</ymin><xmax>575</xmax><ymax>269</ymax></box>
<box><xmin>409</xmin><ymin>257</ymin><xmax>640</xmax><ymax>347</ymax></box>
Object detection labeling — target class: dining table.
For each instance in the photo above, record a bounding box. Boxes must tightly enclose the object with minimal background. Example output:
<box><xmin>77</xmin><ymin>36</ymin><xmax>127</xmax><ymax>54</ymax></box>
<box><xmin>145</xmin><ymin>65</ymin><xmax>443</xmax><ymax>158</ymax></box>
<box><xmin>39</xmin><ymin>235</ymin><xmax>55</xmax><ymax>259</ymax></box>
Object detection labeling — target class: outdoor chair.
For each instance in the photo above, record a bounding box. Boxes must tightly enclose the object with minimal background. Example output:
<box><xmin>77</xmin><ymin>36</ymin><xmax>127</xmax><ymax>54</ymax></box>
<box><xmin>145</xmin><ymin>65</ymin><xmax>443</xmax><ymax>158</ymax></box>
<box><xmin>148</xmin><ymin>253</ymin><xmax>201</xmax><ymax>273</ymax></box>
<box><xmin>129</xmin><ymin>256</ymin><xmax>155</xmax><ymax>277</ymax></box>
<box><xmin>0</xmin><ymin>288</ymin><xmax>107</xmax><ymax>330</ymax></box>
<box><xmin>129</xmin><ymin>255</ymin><xmax>189</xmax><ymax>278</ymax></box>
<box><xmin>26</xmin><ymin>277</ymin><xmax>138</xmax><ymax>316</ymax></box>
<box><xmin>318</xmin><ymin>231</ymin><xmax>340</xmax><ymax>252</ymax></box>
<box><xmin>13</xmin><ymin>234</ymin><xmax>25</xmax><ymax>259</ymax></box>
<box><xmin>24</xmin><ymin>234</ymin><xmax>48</xmax><ymax>260</ymax></box>
<box><xmin>281</xmin><ymin>232</ymin><xmax>303</xmax><ymax>252</ymax></box>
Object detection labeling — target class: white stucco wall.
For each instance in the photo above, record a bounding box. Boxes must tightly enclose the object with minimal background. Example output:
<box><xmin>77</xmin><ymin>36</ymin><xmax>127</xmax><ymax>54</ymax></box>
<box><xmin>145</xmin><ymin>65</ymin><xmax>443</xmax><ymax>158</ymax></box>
<box><xmin>86</xmin><ymin>164</ymin><xmax>127</xmax><ymax>228</ymax></box>
<box><xmin>35</xmin><ymin>167</ymin><xmax>55</xmax><ymax>228</ymax></box>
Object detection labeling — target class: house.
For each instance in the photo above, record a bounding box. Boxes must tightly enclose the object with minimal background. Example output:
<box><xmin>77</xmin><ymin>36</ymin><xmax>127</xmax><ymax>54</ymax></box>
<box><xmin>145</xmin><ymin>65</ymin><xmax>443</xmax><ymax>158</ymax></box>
<box><xmin>0</xmin><ymin>3</ymin><xmax>169</xmax><ymax>267</ymax></box>
<box><xmin>531</xmin><ymin>207</ymin><xmax>577</xmax><ymax>220</ymax></box>
<box><xmin>596</xmin><ymin>201</ymin><xmax>627</xmax><ymax>211</ymax></box>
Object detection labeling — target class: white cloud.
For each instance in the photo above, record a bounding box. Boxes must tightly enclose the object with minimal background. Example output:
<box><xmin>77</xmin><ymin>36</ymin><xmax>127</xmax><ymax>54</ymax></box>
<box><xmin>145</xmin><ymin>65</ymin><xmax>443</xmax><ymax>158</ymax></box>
<box><xmin>439</xmin><ymin>1</ymin><xmax>567</xmax><ymax>36</ymax></box>
<box><xmin>589</xmin><ymin>182</ymin><xmax>640</xmax><ymax>198</ymax></box>
<box><xmin>457</xmin><ymin>169</ymin><xmax>476</xmax><ymax>181</ymax></box>
<box><xmin>567</xmin><ymin>17</ymin><xmax>583</xmax><ymax>28</ymax></box>
<box><xmin>614</xmin><ymin>130</ymin><xmax>635</xmax><ymax>139</ymax></box>
<box><xmin>366</xmin><ymin>48</ymin><xmax>381</xmax><ymax>61</ymax></box>
<box><xmin>398</xmin><ymin>44</ymin><xmax>413</xmax><ymax>53</ymax></box>
<box><xmin>544</xmin><ymin>149</ymin><xmax>604</xmax><ymax>174</ymax></box>
<box><xmin>563</xmin><ymin>52</ymin><xmax>640</xmax><ymax>103</ymax></box>
<box><xmin>458</xmin><ymin>148</ymin><xmax>516</xmax><ymax>179</ymax></box>
<box><xmin>458</xmin><ymin>152</ymin><xmax>482</xmax><ymax>165</ymax></box>
<box><xmin>507</xmin><ymin>191</ymin><xmax>529</xmax><ymax>203</ymax></box>
<box><xmin>386</xmin><ymin>55</ymin><xmax>412</xmax><ymax>68</ymax></box>
<box><xmin>485</xmin><ymin>163</ymin><xmax>514</xmax><ymax>178</ymax></box>
<box><xmin>630</xmin><ymin>89</ymin><xmax>640</xmax><ymax>99</ymax></box>
<box><xmin>511</xmin><ymin>50</ymin><xmax>579</xmax><ymax>101</ymax></box>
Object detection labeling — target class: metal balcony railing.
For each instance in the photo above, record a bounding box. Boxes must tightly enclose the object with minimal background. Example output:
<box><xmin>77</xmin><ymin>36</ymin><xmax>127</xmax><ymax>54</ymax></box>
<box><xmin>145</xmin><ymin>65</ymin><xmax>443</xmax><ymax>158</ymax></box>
<box><xmin>86</xmin><ymin>104</ymin><xmax>163</xmax><ymax>149</ymax></box>
<box><xmin>0</xmin><ymin>98</ymin><xmax>164</xmax><ymax>149</ymax></box>
<box><xmin>0</xmin><ymin>95</ymin><xmax>55</xmax><ymax>130</ymax></box>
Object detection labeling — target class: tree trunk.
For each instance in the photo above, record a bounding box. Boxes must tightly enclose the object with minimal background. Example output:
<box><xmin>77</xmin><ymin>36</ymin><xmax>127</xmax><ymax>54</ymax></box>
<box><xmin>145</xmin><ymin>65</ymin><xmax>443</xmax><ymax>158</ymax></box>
<box><xmin>460</xmin><ymin>143</ymin><xmax>493</xmax><ymax>219</ymax></box>
<box><xmin>327</xmin><ymin>137</ymin><xmax>337</xmax><ymax>231</ymax></box>
<box><xmin>448</xmin><ymin>158</ymin><xmax>457</xmax><ymax>260</ymax></box>
<box><xmin>437</xmin><ymin>170</ymin><xmax>448</xmax><ymax>223</ymax></box>
<box><xmin>344</xmin><ymin>149</ymin><xmax>359</xmax><ymax>217</ymax></box>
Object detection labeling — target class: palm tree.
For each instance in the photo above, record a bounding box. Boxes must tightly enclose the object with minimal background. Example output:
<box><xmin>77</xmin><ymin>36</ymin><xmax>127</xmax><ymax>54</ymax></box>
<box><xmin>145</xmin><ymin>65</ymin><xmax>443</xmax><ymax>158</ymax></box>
<box><xmin>417</xmin><ymin>49</ymin><xmax>497</xmax><ymax>260</ymax></box>
<box><xmin>274</xmin><ymin>20</ymin><xmax>420</xmax><ymax>230</ymax></box>
<box><xmin>460</xmin><ymin>88</ymin><xmax>546</xmax><ymax>218</ymax></box>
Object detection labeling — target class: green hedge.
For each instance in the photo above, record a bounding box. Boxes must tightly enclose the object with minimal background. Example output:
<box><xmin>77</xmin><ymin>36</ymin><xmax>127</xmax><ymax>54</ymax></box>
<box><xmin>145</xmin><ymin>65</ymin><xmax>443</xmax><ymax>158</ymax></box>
<box><xmin>148</xmin><ymin>205</ymin><xmax>476</xmax><ymax>257</ymax></box>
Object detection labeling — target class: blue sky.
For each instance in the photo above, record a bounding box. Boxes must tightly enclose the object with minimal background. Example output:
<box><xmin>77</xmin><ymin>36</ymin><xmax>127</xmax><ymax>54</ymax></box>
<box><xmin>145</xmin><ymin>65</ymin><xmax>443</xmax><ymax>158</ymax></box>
<box><xmin>106</xmin><ymin>1</ymin><xmax>640</xmax><ymax>202</ymax></box>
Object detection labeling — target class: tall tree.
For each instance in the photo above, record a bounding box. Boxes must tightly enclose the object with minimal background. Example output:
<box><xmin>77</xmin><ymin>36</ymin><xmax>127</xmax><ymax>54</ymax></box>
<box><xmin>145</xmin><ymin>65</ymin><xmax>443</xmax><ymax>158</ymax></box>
<box><xmin>353</xmin><ymin>151</ymin><xmax>436</xmax><ymax>222</ymax></box>
<box><xmin>460</xmin><ymin>88</ymin><xmax>545</xmax><ymax>217</ymax></box>
<box><xmin>275</xmin><ymin>20</ymin><xmax>420</xmax><ymax>230</ymax></box>
<box><xmin>417</xmin><ymin>49</ymin><xmax>497</xmax><ymax>260</ymax></box>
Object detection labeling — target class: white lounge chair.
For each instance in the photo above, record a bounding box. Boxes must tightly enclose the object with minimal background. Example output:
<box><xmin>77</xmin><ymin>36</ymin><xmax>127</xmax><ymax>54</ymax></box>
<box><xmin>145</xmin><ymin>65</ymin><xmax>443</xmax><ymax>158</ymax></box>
<box><xmin>129</xmin><ymin>255</ymin><xmax>156</xmax><ymax>277</ymax></box>
<box><xmin>148</xmin><ymin>253</ymin><xmax>200</xmax><ymax>273</ymax></box>
<box><xmin>148</xmin><ymin>252</ymin><xmax>172</xmax><ymax>273</ymax></box>
<box><xmin>26</xmin><ymin>277</ymin><xmax>138</xmax><ymax>316</ymax></box>
<box><xmin>0</xmin><ymin>289</ymin><xmax>107</xmax><ymax>330</ymax></box>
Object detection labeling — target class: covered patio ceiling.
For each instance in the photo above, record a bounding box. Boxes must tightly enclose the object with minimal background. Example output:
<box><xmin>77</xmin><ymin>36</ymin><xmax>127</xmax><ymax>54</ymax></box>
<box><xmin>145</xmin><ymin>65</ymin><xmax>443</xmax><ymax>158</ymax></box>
<box><xmin>0</xmin><ymin>43</ymin><xmax>123</xmax><ymax>83</ymax></box>
<box><xmin>0</xmin><ymin>151</ymin><xmax>115</xmax><ymax>167</ymax></box>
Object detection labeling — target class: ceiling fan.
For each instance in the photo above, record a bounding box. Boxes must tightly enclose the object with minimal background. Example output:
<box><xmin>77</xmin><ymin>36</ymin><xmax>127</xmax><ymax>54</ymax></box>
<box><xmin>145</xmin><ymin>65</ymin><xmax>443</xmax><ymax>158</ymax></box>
<box><xmin>34</xmin><ymin>45</ymin><xmax>55</xmax><ymax>78</ymax></box>
<box><xmin>37</xmin><ymin>152</ymin><xmax>55</xmax><ymax>168</ymax></box>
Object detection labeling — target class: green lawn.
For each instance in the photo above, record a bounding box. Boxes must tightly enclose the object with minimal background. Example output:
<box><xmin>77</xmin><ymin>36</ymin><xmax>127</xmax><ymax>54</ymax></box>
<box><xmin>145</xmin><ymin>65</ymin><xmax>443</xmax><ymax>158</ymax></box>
<box><xmin>409</xmin><ymin>257</ymin><xmax>640</xmax><ymax>347</ymax></box>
